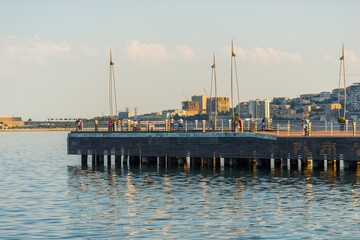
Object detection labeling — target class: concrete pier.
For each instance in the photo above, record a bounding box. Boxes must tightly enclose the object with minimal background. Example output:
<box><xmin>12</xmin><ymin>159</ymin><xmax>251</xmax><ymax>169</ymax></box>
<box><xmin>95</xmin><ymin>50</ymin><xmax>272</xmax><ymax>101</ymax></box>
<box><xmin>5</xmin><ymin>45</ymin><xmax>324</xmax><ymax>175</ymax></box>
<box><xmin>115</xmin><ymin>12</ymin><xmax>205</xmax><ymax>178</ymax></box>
<box><xmin>68</xmin><ymin>132</ymin><xmax>360</xmax><ymax>170</ymax></box>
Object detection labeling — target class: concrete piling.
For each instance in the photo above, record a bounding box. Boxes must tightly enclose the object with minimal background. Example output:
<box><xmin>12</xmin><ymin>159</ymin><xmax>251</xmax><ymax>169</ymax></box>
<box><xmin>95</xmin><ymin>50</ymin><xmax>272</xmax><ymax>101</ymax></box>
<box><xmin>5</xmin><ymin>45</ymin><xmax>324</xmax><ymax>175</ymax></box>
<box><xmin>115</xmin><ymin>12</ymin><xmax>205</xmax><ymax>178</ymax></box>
<box><xmin>81</xmin><ymin>155</ymin><xmax>88</xmax><ymax>166</ymax></box>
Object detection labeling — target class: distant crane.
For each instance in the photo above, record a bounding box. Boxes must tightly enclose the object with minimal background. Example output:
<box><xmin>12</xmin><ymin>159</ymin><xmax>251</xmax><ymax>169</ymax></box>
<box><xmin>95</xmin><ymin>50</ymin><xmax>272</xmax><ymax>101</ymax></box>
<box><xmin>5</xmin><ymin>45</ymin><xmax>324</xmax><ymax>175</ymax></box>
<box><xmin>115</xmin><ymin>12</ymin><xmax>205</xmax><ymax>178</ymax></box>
<box><xmin>203</xmin><ymin>88</ymin><xmax>208</xmax><ymax>96</ymax></box>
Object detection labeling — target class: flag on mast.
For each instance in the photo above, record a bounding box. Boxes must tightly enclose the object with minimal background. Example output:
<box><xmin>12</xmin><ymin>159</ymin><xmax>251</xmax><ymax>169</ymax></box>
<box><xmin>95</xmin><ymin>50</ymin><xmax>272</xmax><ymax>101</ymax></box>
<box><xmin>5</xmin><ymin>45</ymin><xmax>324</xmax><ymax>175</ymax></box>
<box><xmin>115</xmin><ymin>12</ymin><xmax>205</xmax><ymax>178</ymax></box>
<box><xmin>340</xmin><ymin>43</ymin><xmax>344</xmax><ymax>60</ymax></box>
<box><xmin>110</xmin><ymin>49</ymin><xmax>115</xmax><ymax>65</ymax></box>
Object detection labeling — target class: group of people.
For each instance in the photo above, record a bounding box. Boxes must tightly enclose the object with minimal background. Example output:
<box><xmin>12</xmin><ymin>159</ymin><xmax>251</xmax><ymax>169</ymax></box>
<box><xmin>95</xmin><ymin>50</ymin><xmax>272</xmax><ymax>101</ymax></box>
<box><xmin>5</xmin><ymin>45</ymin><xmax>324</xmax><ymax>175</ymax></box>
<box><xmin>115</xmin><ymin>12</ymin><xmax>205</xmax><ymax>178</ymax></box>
<box><xmin>301</xmin><ymin>117</ymin><xmax>309</xmax><ymax>136</ymax></box>
<box><xmin>107</xmin><ymin>118</ymin><xmax>124</xmax><ymax>131</ymax></box>
<box><xmin>75</xmin><ymin>119</ymin><xmax>83</xmax><ymax>131</ymax></box>
<box><xmin>170</xmin><ymin>117</ymin><xmax>184</xmax><ymax>131</ymax></box>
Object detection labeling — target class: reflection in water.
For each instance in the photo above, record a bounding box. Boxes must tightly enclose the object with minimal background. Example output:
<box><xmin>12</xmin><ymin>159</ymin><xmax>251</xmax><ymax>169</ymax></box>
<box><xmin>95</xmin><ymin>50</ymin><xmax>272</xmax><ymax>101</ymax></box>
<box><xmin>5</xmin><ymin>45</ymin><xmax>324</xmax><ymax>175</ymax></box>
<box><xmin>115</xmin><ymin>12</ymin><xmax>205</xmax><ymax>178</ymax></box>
<box><xmin>66</xmin><ymin>162</ymin><xmax>360</xmax><ymax>239</ymax></box>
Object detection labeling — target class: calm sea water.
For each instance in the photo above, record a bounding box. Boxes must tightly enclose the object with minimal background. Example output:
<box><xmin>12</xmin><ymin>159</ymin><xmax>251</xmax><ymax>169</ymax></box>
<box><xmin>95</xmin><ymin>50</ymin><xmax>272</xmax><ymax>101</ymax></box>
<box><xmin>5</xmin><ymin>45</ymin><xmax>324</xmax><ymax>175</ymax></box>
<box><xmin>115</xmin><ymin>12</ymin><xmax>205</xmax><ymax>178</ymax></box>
<box><xmin>1</xmin><ymin>132</ymin><xmax>360</xmax><ymax>239</ymax></box>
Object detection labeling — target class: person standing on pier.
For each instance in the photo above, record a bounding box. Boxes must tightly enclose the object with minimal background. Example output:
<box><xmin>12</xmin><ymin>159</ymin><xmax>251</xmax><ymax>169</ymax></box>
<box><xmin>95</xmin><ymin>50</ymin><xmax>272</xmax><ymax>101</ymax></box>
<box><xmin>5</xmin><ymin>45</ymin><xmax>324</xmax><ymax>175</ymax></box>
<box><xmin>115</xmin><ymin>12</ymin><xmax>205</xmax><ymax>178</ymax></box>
<box><xmin>178</xmin><ymin>118</ymin><xmax>184</xmax><ymax>130</ymax></box>
<box><xmin>108</xmin><ymin>118</ymin><xmax>112</xmax><ymax>131</ymax></box>
<box><xmin>261</xmin><ymin>117</ymin><xmax>267</xmax><ymax>131</ymax></box>
<box><xmin>303</xmin><ymin>117</ymin><xmax>309</xmax><ymax>136</ymax></box>
<box><xmin>170</xmin><ymin>118</ymin><xmax>175</xmax><ymax>131</ymax></box>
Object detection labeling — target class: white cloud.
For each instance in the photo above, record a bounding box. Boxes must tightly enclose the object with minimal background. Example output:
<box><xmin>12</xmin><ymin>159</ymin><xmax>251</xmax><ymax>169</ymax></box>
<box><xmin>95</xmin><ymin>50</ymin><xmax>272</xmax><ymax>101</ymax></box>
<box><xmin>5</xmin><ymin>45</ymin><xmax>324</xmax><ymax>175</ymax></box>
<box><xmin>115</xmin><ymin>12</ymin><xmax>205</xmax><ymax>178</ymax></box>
<box><xmin>230</xmin><ymin>46</ymin><xmax>302</xmax><ymax>64</ymax></box>
<box><xmin>126</xmin><ymin>40</ymin><xmax>194</xmax><ymax>61</ymax></box>
<box><xmin>175</xmin><ymin>45</ymin><xmax>195</xmax><ymax>59</ymax></box>
<box><xmin>324</xmin><ymin>50</ymin><xmax>359</xmax><ymax>63</ymax></box>
<box><xmin>0</xmin><ymin>35</ymin><xmax>71</xmax><ymax>77</ymax></box>
<box><xmin>127</xmin><ymin>40</ymin><xmax>168</xmax><ymax>60</ymax></box>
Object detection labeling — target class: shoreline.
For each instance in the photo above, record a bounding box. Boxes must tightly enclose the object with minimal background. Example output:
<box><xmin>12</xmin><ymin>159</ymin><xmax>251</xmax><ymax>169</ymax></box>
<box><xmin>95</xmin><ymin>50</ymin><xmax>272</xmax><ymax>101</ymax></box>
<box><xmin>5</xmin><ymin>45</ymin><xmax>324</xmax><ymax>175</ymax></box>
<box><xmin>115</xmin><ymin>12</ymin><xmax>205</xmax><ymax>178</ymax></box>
<box><xmin>0</xmin><ymin>128</ymin><xmax>75</xmax><ymax>132</ymax></box>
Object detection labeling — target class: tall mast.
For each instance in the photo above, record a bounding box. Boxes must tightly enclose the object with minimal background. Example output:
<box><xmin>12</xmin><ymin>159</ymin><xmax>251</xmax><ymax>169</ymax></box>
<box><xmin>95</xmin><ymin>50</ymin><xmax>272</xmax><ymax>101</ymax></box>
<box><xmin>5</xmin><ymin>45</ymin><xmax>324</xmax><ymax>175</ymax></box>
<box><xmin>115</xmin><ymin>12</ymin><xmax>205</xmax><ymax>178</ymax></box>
<box><xmin>343</xmin><ymin>43</ymin><xmax>346</xmax><ymax>119</ymax></box>
<box><xmin>338</xmin><ymin>43</ymin><xmax>346</xmax><ymax>119</ymax></box>
<box><xmin>210</xmin><ymin>54</ymin><xmax>217</xmax><ymax>123</ymax></box>
<box><xmin>109</xmin><ymin>49</ymin><xmax>118</xmax><ymax>118</ymax></box>
<box><xmin>231</xmin><ymin>40</ymin><xmax>235</xmax><ymax>120</ymax></box>
<box><xmin>214</xmin><ymin>54</ymin><xmax>217</xmax><ymax>123</ymax></box>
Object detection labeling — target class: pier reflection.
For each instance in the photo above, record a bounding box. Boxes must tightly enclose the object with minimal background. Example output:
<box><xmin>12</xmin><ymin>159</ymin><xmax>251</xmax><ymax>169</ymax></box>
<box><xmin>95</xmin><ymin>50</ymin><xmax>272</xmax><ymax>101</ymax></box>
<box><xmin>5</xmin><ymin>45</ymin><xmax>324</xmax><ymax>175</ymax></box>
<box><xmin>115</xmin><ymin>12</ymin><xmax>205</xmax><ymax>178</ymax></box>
<box><xmin>66</xmin><ymin>161</ymin><xmax>360</xmax><ymax>238</ymax></box>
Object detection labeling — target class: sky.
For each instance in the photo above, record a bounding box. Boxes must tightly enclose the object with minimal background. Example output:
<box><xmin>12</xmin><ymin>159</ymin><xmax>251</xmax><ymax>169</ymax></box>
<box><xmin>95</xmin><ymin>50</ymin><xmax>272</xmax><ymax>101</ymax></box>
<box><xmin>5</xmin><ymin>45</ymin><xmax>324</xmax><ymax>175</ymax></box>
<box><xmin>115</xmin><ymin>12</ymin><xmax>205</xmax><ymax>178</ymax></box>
<box><xmin>0</xmin><ymin>0</ymin><xmax>360</xmax><ymax>120</ymax></box>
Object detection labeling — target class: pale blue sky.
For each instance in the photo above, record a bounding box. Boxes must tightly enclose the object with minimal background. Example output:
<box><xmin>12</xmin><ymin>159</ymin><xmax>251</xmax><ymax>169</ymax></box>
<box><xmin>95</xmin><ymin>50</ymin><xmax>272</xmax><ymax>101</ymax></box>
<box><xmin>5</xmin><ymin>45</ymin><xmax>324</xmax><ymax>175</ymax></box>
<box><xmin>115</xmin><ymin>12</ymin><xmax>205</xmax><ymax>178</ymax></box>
<box><xmin>1</xmin><ymin>0</ymin><xmax>359</xmax><ymax>120</ymax></box>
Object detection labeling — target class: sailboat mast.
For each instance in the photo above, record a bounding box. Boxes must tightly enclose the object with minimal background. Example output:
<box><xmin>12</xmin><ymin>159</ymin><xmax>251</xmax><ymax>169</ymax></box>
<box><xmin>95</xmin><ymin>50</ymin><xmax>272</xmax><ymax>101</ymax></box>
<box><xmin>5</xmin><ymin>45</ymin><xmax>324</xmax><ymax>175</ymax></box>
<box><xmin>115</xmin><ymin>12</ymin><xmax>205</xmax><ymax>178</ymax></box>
<box><xmin>214</xmin><ymin>54</ymin><xmax>217</xmax><ymax>123</ymax></box>
<box><xmin>231</xmin><ymin>40</ymin><xmax>234</xmax><ymax>120</ymax></box>
<box><xmin>109</xmin><ymin>49</ymin><xmax>113</xmax><ymax>118</ymax></box>
<box><xmin>342</xmin><ymin>43</ymin><xmax>346</xmax><ymax>119</ymax></box>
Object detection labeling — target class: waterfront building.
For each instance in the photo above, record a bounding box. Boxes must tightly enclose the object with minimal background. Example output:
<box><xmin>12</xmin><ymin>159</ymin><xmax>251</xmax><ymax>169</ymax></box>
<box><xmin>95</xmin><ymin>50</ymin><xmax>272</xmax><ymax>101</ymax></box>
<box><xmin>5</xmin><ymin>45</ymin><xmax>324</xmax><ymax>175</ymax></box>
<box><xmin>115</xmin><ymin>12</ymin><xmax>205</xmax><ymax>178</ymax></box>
<box><xmin>236</xmin><ymin>102</ymin><xmax>251</xmax><ymax>118</ymax></box>
<box><xmin>249</xmin><ymin>99</ymin><xmax>270</xmax><ymax>119</ymax></box>
<box><xmin>206</xmin><ymin>97</ymin><xmax>230</xmax><ymax>114</ymax></box>
<box><xmin>0</xmin><ymin>117</ymin><xmax>25</xmax><ymax>129</ymax></box>
<box><xmin>347</xmin><ymin>83</ymin><xmax>360</xmax><ymax>120</ymax></box>
<box><xmin>161</xmin><ymin>109</ymin><xmax>186</xmax><ymax>120</ymax></box>
<box><xmin>272</xmin><ymin>97</ymin><xmax>290</xmax><ymax>105</ymax></box>
<box><xmin>118</xmin><ymin>111</ymin><xmax>134</xmax><ymax>119</ymax></box>
<box><xmin>191</xmin><ymin>95</ymin><xmax>209</xmax><ymax>114</ymax></box>
<box><xmin>182</xmin><ymin>101</ymin><xmax>200</xmax><ymax>111</ymax></box>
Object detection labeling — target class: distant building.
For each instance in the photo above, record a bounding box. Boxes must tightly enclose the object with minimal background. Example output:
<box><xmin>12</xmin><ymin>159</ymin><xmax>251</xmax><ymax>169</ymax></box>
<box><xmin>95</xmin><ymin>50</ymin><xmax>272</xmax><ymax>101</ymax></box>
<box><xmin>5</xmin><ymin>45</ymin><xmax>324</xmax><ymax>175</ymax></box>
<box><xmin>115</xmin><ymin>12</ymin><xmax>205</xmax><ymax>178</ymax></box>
<box><xmin>325</xmin><ymin>103</ymin><xmax>342</xmax><ymax>121</ymax></box>
<box><xmin>139</xmin><ymin>112</ymin><xmax>162</xmax><ymax>121</ymax></box>
<box><xmin>347</xmin><ymin>83</ymin><xmax>360</xmax><ymax>120</ymax></box>
<box><xmin>300</xmin><ymin>93</ymin><xmax>318</xmax><ymax>101</ymax></box>
<box><xmin>320</xmin><ymin>91</ymin><xmax>332</xmax><ymax>99</ymax></box>
<box><xmin>236</xmin><ymin>102</ymin><xmax>251</xmax><ymax>118</ymax></box>
<box><xmin>272</xmin><ymin>97</ymin><xmax>290</xmax><ymax>105</ymax></box>
<box><xmin>191</xmin><ymin>95</ymin><xmax>209</xmax><ymax>113</ymax></box>
<box><xmin>161</xmin><ymin>109</ymin><xmax>186</xmax><ymax>120</ymax></box>
<box><xmin>182</xmin><ymin>101</ymin><xmax>200</xmax><ymax>111</ymax></box>
<box><xmin>249</xmin><ymin>99</ymin><xmax>270</xmax><ymax>119</ymax></box>
<box><xmin>206</xmin><ymin>97</ymin><xmax>230</xmax><ymax>114</ymax></box>
<box><xmin>331</xmin><ymin>88</ymin><xmax>345</xmax><ymax>99</ymax></box>
<box><xmin>0</xmin><ymin>117</ymin><xmax>25</xmax><ymax>129</ymax></box>
<box><xmin>118</xmin><ymin>111</ymin><xmax>135</xmax><ymax>119</ymax></box>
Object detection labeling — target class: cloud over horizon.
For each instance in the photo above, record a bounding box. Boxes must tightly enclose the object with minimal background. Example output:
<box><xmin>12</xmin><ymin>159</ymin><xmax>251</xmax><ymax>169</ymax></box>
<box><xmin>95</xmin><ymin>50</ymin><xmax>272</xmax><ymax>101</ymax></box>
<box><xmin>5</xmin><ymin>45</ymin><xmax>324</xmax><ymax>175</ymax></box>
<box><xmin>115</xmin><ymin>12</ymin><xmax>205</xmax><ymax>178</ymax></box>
<box><xmin>229</xmin><ymin>46</ymin><xmax>302</xmax><ymax>64</ymax></box>
<box><xmin>126</xmin><ymin>40</ymin><xmax>195</xmax><ymax>61</ymax></box>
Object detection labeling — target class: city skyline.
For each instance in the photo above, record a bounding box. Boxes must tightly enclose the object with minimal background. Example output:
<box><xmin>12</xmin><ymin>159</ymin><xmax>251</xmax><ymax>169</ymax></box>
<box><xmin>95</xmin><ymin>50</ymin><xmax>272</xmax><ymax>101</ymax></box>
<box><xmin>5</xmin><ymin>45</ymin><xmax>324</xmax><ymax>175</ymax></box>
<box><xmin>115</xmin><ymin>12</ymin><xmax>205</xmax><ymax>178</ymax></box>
<box><xmin>1</xmin><ymin>0</ymin><xmax>360</xmax><ymax>120</ymax></box>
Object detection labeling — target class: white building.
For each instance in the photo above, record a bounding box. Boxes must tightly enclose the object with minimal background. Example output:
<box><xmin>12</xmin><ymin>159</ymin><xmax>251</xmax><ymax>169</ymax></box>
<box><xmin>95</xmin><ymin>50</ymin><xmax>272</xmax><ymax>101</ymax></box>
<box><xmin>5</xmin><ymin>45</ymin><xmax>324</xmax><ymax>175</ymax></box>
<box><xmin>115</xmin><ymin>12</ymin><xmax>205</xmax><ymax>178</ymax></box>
<box><xmin>249</xmin><ymin>99</ymin><xmax>270</xmax><ymax>119</ymax></box>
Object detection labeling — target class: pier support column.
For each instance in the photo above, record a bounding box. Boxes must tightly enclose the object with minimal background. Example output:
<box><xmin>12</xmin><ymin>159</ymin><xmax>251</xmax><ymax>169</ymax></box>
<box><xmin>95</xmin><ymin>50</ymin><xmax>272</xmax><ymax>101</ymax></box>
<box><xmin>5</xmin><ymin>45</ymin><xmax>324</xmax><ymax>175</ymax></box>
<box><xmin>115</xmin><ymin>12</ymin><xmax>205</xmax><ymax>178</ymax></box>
<box><xmin>270</xmin><ymin>159</ymin><xmax>275</xmax><ymax>169</ymax></box>
<box><xmin>186</xmin><ymin>156</ymin><xmax>191</xmax><ymax>168</ymax></box>
<box><xmin>220</xmin><ymin>157</ymin><xmax>225</xmax><ymax>168</ymax></box>
<box><xmin>340</xmin><ymin>160</ymin><xmax>345</xmax><ymax>171</ymax></box>
<box><xmin>281</xmin><ymin>159</ymin><xmax>288</xmax><ymax>169</ymax></box>
<box><xmin>107</xmin><ymin>155</ymin><xmax>111</xmax><ymax>167</ymax></box>
<box><xmin>92</xmin><ymin>155</ymin><xmax>96</xmax><ymax>166</ymax></box>
<box><xmin>115</xmin><ymin>156</ymin><xmax>121</xmax><ymax>168</ymax></box>
<box><xmin>290</xmin><ymin>160</ymin><xmax>298</xmax><ymax>170</ymax></box>
<box><xmin>324</xmin><ymin>160</ymin><xmax>328</xmax><ymax>171</ymax></box>
<box><xmin>312</xmin><ymin>160</ymin><xmax>319</xmax><ymax>169</ymax></box>
<box><xmin>81</xmin><ymin>155</ymin><xmax>88</xmax><ymax>167</ymax></box>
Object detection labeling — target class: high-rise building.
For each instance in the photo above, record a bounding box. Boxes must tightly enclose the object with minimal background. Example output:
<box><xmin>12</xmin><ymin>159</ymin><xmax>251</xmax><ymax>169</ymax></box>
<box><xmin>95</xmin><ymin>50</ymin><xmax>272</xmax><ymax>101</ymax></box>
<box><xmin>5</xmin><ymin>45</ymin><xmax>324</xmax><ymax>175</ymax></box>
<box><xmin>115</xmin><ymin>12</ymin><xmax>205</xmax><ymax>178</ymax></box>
<box><xmin>249</xmin><ymin>99</ymin><xmax>270</xmax><ymax>119</ymax></box>
<box><xmin>191</xmin><ymin>95</ymin><xmax>209</xmax><ymax>113</ymax></box>
<box><xmin>206</xmin><ymin>97</ymin><xmax>230</xmax><ymax>114</ymax></box>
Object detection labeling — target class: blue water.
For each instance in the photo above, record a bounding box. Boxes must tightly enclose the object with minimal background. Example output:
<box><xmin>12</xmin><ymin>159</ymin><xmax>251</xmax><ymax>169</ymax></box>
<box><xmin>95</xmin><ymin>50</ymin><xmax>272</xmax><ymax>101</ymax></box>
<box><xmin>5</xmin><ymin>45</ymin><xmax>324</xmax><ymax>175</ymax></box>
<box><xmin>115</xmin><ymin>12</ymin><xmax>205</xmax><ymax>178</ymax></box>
<box><xmin>1</xmin><ymin>132</ymin><xmax>360</xmax><ymax>239</ymax></box>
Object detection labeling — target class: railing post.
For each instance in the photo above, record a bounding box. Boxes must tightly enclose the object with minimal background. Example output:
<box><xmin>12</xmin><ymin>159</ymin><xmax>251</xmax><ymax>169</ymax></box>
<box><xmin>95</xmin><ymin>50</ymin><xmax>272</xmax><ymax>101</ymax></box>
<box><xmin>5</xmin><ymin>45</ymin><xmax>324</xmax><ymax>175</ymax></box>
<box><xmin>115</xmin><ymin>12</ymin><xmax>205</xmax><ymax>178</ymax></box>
<box><xmin>185</xmin><ymin>120</ymin><xmax>188</xmax><ymax>132</ymax></box>
<box><xmin>287</xmin><ymin>120</ymin><xmax>290</xmax><ymax>136</ymax></box>
<box><xmin>94</xmin><ymin>120</ymin><xmax>98</xmax><ymax>132</ymax></box>
<box><xmin>240</xmin><ymin>120</ymin><xmax>244</xmax><ymax>133</ymax></box>
<box><xmin>221</xmin><ymin>120</ymin><xmax>224</xmax><ymax>132</ymax></box>
<box><xmin>345</xmin><ymin>120</ymin><xmax>349</xmax><ymax>132</ymax></box>
<box><xmin>165</xmin><ymin>120</ymin><xmax>170</xmax><ymax>131</ymax></box>
<box><xmin>277</xmin><ymin>123</ymin><xmax>280</xmax><ymax>136</ymax></box>
<box><xmin>325</xmin><ymin>120</ymin><xmax>327</xmax><ymax>132</ymax></box>
<box><xmin>353</xmin><ymin>121</ymin><xmax>357</xmax><ymax>136</ymax></box>
<box><xmin>331</xmin><ymin>122</ymin><xmax>333</xmax><ymax>136</ymax></box>
<box><xmin>202</xmin><ymin>120</ymin><xmax>206</xmax><ymax>132</ymax></box>
<box><xmin>127</xmin><ymin>120</ymin><xmax>131</xmax><ymax>131</ymax></box>
<box><xmin>308</xmin><ymin>122</ymin><xmax>312</xmax><ymax>136</ymax></box>
<box><xmin>228</xmin><ymin>119</ymin><xmax>231</xmax><ymax>130</ymax></box>
<box><xmin>254</xmin><ymin>121</ymin><xmax>257</xmax><ymax>132</ymax></box>
<box><xmin>195</xmin><ymin>120</ymin><xmax>198</xmax><ymax>130</ymax></box>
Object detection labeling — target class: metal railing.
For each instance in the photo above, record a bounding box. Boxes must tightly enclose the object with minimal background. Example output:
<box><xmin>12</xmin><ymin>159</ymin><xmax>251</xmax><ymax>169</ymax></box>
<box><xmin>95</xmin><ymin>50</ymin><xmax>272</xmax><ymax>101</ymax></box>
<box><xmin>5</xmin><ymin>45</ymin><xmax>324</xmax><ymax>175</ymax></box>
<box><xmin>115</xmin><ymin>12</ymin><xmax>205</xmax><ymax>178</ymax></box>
<box><xmin>74</xmin><ymin>119</ymin><xmax>360</xmax><ymax>136</ymax></box>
